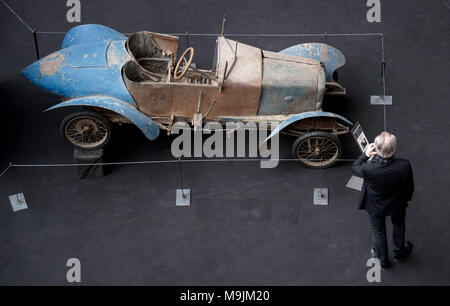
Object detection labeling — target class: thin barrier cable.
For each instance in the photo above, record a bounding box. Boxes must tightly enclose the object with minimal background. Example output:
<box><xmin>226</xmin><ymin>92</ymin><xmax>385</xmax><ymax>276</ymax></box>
<box><xmin>380</xmin><ymin>34</ymin><xmax>387</xmax><ymax>131</ymax></box>
<box><xmin>0</xmin><ymin>0</ymin><xmax>386</xmax><ymax>86</ymax></box>
<box><xmin>8</xmin><ymin>158</ymin><xmax>358</xmax><ymax>168</ymax></box>
<box><xmin>443</xmin><ymin>0</ymin><xmax>450</xmax><ymax>9</ymax></box>
<box><xmin>0</xmin><ymin>0</ymin><xmax>34</xmax><ymax>32</ymax></box>
<box><xmin>0</xmin><ymin>163</ymin><xmax>12</xmax><ymax>178</ymax></box>
<box><xmin>1</xmin><ymin>0</ymin><xmax>40</xmax><ymax>59</ymax></box>
<box><xmin>382</xmin><ymin>66</ymin><xmax>387</xmax><ymax>131</ymax></box>
<box><xmin>164</xmin><ymin>33</ymin><xmax>384</xmax><ymax>37</ymax></box>
<box><xmin>34</xmin><ymin>31</ymin><xmax>67</xmax><ymax>35</ymax></box>
<box><xmin>0</xmin><ymin>158</ymin><xmax>359</xmax><ymax>178</ymax></box>
<box><xmin>36</xmin><ymin>31</ymin><xmax>383</xmax><ymax>37</ymax></box>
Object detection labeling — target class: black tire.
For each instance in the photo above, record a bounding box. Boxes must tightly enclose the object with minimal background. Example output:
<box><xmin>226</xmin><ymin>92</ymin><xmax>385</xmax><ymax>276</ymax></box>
<box><xmin>60</xmin><ymin>111</ymin><xmax>112</xmax><ymax>150</ymax></box>
<box><xmin>333</xmin><ymin>70</ymin><xmax>339</xmax><ymax>82</ymax></box>
<box><xmin>292</xmin><ymin>131</ymin><xmax>342</xmax><ymax>169</ymax></box>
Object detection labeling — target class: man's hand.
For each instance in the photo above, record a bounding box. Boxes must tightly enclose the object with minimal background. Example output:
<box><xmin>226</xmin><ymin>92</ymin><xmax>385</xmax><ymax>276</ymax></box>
<box><xmin>408</xmin><ymin>201</ymin><xmax>412</xmax><ymax>205</ymax></box>
<box><xmin>365</xmin><ymin>143</ymin><xmax>377</xmax><ymax>157</ymax></box>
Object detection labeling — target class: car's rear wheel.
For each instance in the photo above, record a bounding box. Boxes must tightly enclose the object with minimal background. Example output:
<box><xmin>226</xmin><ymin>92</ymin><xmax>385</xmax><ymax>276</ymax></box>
<box><xmin>292</xmin><ymin>131</ymin><xmax>342</xmax><ymax>169</ymax></box>
<box><xmin>60</xmin><ymin>111</ymin><xmax>112</xmax><ymax>150</ymax></box>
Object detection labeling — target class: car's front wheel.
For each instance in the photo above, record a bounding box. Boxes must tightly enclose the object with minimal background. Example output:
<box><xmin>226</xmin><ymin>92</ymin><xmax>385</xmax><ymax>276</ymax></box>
<box><xmin>60</xmin><ymin>111</ymin><xmax>112</xmax><ymax>150</ymax></box>
<box><xmin>292</xmin><ymin>131</ymin><xmax>342</xmax><ymax>169</ymax></box>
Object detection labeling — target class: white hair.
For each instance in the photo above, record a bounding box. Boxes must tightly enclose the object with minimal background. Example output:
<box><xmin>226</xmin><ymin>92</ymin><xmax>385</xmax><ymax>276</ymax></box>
<box><xmin>374</xmin><ymin>131</ymin><xmax>397</xmax><ymax>158</ymax></box>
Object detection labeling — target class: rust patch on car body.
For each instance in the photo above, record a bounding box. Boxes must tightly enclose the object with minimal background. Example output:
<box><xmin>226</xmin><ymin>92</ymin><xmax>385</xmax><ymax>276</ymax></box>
<box><xmin>123</xmin><ymin>36</ymin><xmax>262</xmax><ymax>121</ymax></box>
<box><xmin>39</xmin><ymin>53</ymin><xmax>65</xmax><ymax>77</ymax></box>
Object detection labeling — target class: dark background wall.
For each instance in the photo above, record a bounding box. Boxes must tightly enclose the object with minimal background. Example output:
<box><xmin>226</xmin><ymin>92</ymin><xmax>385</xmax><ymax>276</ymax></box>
<box><xmin>0</xmin><ymin>0</ymin><xmax>449</xmax><ymax>285</ymax></box>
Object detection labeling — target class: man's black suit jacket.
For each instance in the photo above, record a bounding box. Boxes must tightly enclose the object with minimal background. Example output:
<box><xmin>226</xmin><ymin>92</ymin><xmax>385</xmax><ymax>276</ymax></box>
<box><xmin>352</xmin><ymin>154</ymin><xmax>414</xmax><ymax>217</ymax></box>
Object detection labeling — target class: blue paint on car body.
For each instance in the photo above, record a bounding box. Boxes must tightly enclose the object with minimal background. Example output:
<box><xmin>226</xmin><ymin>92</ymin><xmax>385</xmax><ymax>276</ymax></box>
<box><xmin>62</xmin><ymin>24</ymin><xmax>128</xmax><ymax>49</ymax></box>
<box><xmin>21</xmin><ymin>40</ymin><xmax>135</xmax><ymax>106</ymax></box>
<box><xmin>46</xmin><ymin>96</ymin><xmax>160</xmax><ymax>140</ymax></box>
<box><xmin>258</xmin><ymin>56</ymin><xmax>326</xmax><ymax>115</ymax></box>
<box><xmin>280</xmin><ymin>43</ymin><xmax>346</xmax><ymax>82</ymax></box>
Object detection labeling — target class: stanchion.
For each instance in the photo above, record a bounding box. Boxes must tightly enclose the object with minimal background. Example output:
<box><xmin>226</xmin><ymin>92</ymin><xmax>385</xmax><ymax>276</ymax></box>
<box><xmin>176</xmin><ymin>158</ymin><xmax>191</xmax><ymax>206</ymax></box>
<box><xmin>33</xmin><ymin>29</ymin><xmax>40</xmax><ymax>60</ymax></box>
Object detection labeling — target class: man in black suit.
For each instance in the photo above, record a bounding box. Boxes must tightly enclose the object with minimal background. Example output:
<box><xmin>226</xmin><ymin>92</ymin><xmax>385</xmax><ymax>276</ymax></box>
<box><xmin>352</xmin><ymin>131</ymin><xmax>414</xmax><ymax>269</ymax></box>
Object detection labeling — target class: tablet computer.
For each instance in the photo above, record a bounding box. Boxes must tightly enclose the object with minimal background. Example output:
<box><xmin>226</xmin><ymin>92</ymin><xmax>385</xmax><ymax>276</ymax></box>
<box><xmin>351</xmin><ymin>122</ymin><xmax>369</xmax><ymax>153</ymax></box>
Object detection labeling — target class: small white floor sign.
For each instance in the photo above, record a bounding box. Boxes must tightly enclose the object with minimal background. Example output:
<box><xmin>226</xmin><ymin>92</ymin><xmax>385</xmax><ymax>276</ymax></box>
<box><xmin>370</xmin><ymin>95</ymin><xmax>393</xmax><ymax>105</ymax></box>
<box><xmin>346</xmin><ymin>175</ymin><xmax>364</xmax><ymax>191</ymax></box>
<box><xmin>9</xmin><ymin>193</ymin><xmax>28</xmax><ymax>212</ymax></box>
<box><xmin>176</xmin><ymin>189</ymin><xmax>191</xmax><ymax>206</ymax></box>
<box><xmin>314</xmin><ymin>188</ymin><xmax>328</xmax><ymax>205</ymax></box>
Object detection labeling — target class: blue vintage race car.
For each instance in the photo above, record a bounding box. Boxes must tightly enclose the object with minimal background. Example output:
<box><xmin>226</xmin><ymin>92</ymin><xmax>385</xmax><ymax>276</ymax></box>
<box><xmin>22</xmin><ymin>24</ymin><xmax>352</xmax><ymax>168</ymax></box>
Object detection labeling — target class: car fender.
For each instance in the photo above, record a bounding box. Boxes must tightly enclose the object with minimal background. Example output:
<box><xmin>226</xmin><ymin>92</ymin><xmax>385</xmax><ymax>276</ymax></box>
<box><xmin>262</xmin><ymin>111</ymin><xmax>353</xmax><ymax>143</ymax></box>
<box><xmin>46</xmin><ymin>96</ymin><xmax>160</xmax><ymax>140</ymax></box>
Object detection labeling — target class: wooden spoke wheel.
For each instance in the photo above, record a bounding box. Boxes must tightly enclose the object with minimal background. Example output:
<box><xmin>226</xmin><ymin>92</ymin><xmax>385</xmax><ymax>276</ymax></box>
<box><xmin>292</xmin><ymin>131</ymin><xmax>342</xmax><ymax>169</ymax></box>
<box><xmin>173</xmin><ymin>47</ymin><xmax>194</xmax><ymax>80</ymax></box>
<box><xmin>60</xmin><ymin>111</ymin><xmax>112</xmax><ymax>150</ymax></box>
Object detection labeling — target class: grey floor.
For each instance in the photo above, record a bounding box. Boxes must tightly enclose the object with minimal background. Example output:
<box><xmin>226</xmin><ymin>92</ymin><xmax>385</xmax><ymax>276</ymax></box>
<box><xmin>0</xmin><ymin>0</ymin><xmax>449</xmax><ymax>285</ymax></box>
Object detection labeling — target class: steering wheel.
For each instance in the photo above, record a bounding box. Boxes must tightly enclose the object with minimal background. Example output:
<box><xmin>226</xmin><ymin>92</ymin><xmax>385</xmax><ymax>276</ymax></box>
<box><xmin>173</xmin><ymin>47</ymin><xmax>194</xmax><ymax>80</ymax></box>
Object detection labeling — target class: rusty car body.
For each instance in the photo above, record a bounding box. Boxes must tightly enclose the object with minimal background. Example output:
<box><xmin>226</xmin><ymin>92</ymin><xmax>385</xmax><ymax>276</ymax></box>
<box><xmin>22</xmin><ymin>24</ymin><xmax>353</xmax><ymax>168</ymax></box>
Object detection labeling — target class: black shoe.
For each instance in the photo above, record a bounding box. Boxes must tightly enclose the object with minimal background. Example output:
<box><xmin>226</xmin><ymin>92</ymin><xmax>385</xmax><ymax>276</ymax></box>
<box><xmin>394</xmin><ymin>241</ymin><xmax>413</xmax><ymax>262</ymax></box>
<box><xmin>370</xmin><ymin>248</ymin><xmax>391</xmax><ymax>269</ymax></box>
